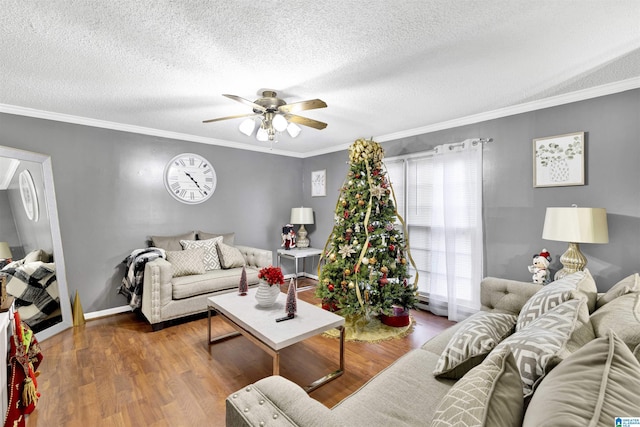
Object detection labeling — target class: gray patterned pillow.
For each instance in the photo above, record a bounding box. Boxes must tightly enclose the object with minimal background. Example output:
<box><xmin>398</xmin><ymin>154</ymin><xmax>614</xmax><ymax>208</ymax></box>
<box><xmin>434</xmin><ymin>311</ymin><xmax>517</xmax><ymax>379</ymax></box>
<box><xmin>495</xmin><ymin>298</ymin><xmax>592</xmax><ymax>397</ymax></box>
<box><xmin>516</xmin><ymin>269</ymin><xmax>596</xmax><ymax>331</ymax></box>
<box><xmin>430</xmin><ymin>347</ymin><xmax>524</xmax><ymax>427</ymax></box>
<box><xmin>180</xmin><ymin>237</ymin><xmax>223</xmax><ymax>270</ymax></box>
<box><xmin>151</xmin><ymin>231</ymin><xmax>196</xmax><ymax>251</ymax></box>
<box><xmin>166</xmin><ymin>248</ymin><xmax>205</xmax><ymax>277</ymax></box>
<box><xmin>216</xmin><ymin>242</ymin><xmax>245</xmax><ymax>269</ymax></box>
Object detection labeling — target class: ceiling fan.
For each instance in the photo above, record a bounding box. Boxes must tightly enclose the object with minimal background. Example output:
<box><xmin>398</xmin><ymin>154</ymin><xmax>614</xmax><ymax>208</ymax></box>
<box><xmin>203</xmin><ymin>90</ymin><xmax>327</xmax><ymax>142</ymax></box>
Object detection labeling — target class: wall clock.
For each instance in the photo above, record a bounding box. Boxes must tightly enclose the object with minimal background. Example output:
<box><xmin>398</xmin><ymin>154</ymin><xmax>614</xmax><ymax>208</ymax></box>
<box><xmin>19</xmin><ymin>169</ymin><xmax>39</xmax><ymax>221</ymax></box>
<box><xmin>163</xmin><ymin>153</ymin><xmax>217</xmax><ymax>204</ymax></box>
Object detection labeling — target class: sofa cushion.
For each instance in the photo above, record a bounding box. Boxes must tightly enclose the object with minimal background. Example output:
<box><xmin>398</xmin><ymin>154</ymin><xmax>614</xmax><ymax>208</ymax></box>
<box><xmin>596</xmin><ymin>273</ymin><xmax>640</xmax><ymax>309</ymax></box>
<box><xmin>523</xmin><ymin>330</ymin><xmax>640</xmax><ymax>427</ymax></box>
<box><xmin>197</xmin><ymin>230</ymin><xmax>235</xmax><ymax>246</ymax></box>
<box><xmin>166</xmin><ymin>248</ymin><xmax>205</xmax><ymax>277</ymax></box>
<box><xmin>433</xmin><ymin>311</ymin><xmax>517</xmax><ymax>379</ymax></box>
<box><xmin>180</xmin><ymin>237</ymin><xmax>223</xmax><ymax>270</ymax></box>
<box><xmin>495</xmin><ymin>298</ymin><xmax>593</xmax><ymax>397</ymax></box>
<box><xmin>431</xmin><ymin>347</ymin><xmax>523</xmax><ymax>427</ymax></box>
<box><xmin>172</xmin><ymin>267</ymin><xmax>259</xmax><ymax>299</ymax></box>
<box><xmin>24</xmin><ymin>249</ymin><xmax>51</xmax><ymax>263</ymax></box>
<box><xmin>591</xmin><ymin>292</ymin><xmax>640</xmax><ymax>357</ymax></box>
<box><xmin>516</xmin><ymin>269</ymin><xmax>596</xmax><ymax>331</ymax></box>
<box><xmin>217</xmin><ymin>242</ymin><xmax>245</xmax><ymax>269</ymax></box>
<box><xmin>151</xmin><ymin>231</ymin><xmax>196</xmax><ymax>251</ymax></box>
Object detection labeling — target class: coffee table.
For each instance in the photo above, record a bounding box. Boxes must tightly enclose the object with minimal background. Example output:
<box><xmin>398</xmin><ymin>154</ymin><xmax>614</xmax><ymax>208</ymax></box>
<box><xmin>207</xmin><ymin>288</ymin><xmax>345</xmax><ymax>392</ymax></box>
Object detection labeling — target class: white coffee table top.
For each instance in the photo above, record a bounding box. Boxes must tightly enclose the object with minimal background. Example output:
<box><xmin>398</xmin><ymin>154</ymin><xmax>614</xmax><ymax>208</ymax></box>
<box><xmin>277</xmin><ymin>247</ymin><xmax>323</xmax><ymax>258</ymax></box>
<box><xmin>208</xmin><ymin>288</ymin><xmax>344</xmax><ymax>351</ymax></box>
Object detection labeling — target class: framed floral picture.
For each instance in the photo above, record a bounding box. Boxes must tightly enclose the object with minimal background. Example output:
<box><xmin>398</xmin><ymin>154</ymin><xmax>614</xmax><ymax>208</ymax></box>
<box><xmin>533</xmin><ymin>132</ymin><xmax>585</xmax><ymax>188</ymax></box>
<box><xmin>311</xmin><ymin>169</ymin><xmax>326</xmax><ymax>197</ymax></box>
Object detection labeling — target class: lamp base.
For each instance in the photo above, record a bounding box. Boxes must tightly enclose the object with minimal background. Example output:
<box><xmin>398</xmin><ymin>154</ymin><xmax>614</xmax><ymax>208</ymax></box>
<box><xmin>297</xmin><ymin>224</ymin><xmax>310</xmax><ymax>248</ymax></box>
<box><xmin>554</xmin><ymin>242</ymin><xmax>587</xmax><ymax>280</ymax></box>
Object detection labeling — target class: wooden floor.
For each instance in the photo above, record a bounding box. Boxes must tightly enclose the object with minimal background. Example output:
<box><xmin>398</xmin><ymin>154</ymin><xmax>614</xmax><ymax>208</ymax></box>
<box><xmin>25</xmin><ymin>279</ymin><xmax>454</xmax><ymax>427</ymax></box>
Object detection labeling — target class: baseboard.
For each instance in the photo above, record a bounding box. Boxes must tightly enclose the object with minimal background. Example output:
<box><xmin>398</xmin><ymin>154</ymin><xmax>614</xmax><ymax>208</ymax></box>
<box><xmin>84</xmin><ymin>305</ymin><xmax>132</xmax><ymax>320</ymax></box>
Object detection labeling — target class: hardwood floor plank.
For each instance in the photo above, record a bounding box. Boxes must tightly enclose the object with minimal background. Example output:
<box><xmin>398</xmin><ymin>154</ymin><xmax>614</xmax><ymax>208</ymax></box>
<box><xmin>25</xmin><ymin>279</ymin><xmax>453</xmax><ymax>426</ymax></box>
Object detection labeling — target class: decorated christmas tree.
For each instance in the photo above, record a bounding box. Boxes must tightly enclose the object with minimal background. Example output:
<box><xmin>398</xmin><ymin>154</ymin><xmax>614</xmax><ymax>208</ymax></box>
<box><xmin>285</xmin><ymin>278</ymin><xmax>297</xmax><ymax>315</ymax></box>
<box><xmin>315</xmin><ymin>138</ymin><xmax>417</xmax><ymax>319</ymax></box>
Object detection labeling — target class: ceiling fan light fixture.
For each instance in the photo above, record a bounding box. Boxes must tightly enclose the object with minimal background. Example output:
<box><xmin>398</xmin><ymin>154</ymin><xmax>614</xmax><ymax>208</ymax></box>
<box><xmin>238</xmin><ymin>118</ymin><xmax>256</xmax><ymax>136</ymax></box>
<box><xmin>286</xmin><ymin>122</ymin><xmax>302</xmax><ymax>138</ymax></box>
<box><xmin>256</xmin><ymin>125</ymin><xmax>269</xmax><ymax>142</ymax></box>
<box><xmin>272</xmin><ymin>114</ymin><xmax>288</xmax><ymax>132</ymax></box>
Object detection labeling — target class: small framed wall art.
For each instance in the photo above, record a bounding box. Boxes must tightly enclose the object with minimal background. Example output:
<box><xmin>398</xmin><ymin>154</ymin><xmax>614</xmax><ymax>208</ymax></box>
<box><xmin>533</xmin><ymin>131</ymin><xmax>585</xmax><ymax>188</ymax></box>
<box><xmin>311</xmin><ymin>169</ymin><xmax>326</xmax><ymax>197</ymax></box>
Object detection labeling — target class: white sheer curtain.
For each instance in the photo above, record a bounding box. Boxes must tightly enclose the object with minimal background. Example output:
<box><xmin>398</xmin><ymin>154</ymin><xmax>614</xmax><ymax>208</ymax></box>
<box><xmin>428</xmin><ymin>140</ymin><xmax>484</xmax><ymax>322</ymax></box>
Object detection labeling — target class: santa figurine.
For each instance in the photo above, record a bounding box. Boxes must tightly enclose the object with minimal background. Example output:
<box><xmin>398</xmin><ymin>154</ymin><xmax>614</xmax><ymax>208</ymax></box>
<box><xmin>281</xmin><ymin>224</ymin><xmax>296</xmax><ymax>250</ymax></box>
<box><xmin>528</xmin><ymin>249</ymin><xmax>552</xmax><ymax>284</ymax></box>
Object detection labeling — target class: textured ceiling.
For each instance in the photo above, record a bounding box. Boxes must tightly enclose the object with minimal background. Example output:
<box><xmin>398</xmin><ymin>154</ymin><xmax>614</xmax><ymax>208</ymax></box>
<box><xmin>1</xmin><ymin>1</ymin><xmax>640</xmax><ymax>157</ymax></box>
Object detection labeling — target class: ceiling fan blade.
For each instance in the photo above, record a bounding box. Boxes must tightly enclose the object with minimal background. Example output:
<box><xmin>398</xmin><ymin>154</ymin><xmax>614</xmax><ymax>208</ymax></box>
<box><xmin>278</xmin><ymin>99</ymin><xmax>327</xmax><ymax>114</ymax></box>
<box><xmin>286</xmin><ymin>114</ymin><xmax>328</xmax><ymax>130</ymax></box>
<box><xmin>223</xmin><ymin>94</ymin><xmax>267</xmax><ymax>112</ymax></box>
<box><xmin>202</xmin><ymin>112</ymin><xmax>259</xmax><ymax>124</ymax></box>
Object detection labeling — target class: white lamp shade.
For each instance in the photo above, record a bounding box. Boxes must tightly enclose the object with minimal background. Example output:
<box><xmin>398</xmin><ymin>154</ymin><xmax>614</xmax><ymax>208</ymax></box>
<box><xmin>290</xmin><ymin>207</ymin><xmax>314</xmax><ymax>224</ymax></box>
<box><xmin>542</xmin><ymin>207</ymin><xmax>609</xmax><ymax>244</ymax></box>
<box><xmin>286</xmin><ymin>122</ymin><xmax>301</xmax><ymax>138</ymax></box>
<box><xmin>0</xmin><ymin>242</ymin><xmax>12</xmax><ymax>259</ymax></box>
<box><xmin>256</xmin><ymin>126</ymin><xmax>269</xmax><ymax>142</ymax></box>
<box><xmin>238</xmin><ymin>118</ymin><xmax>256</xmax><ymax>136</ymax></box>
<box><xmin>272</xmin><ymin>114</ymin><xmax>288</xmax><ymax>132</ymax></box>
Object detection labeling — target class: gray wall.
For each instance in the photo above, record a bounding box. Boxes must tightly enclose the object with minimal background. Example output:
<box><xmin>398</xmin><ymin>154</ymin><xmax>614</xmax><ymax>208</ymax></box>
<box><xmin>1</xmin><ymin>88</ymin><xmax>637</xmax><ymax>313</ymax></box>
<box><xmin>303</xmin><ymin>89</ymin><xmax>640</xmax><ymax>292</ymax></box>
<box><xmin>0</xmin><ymin>113</ymin><xmax>302</xmax><ymax>311</ymax></box>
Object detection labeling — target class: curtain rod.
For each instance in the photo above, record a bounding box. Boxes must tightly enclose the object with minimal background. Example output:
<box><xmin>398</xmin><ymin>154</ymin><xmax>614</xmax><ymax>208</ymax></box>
<box><xmin>447</xmin><ymin>137</ymin><xmax>493</xmax><ymax>150</ymax></box>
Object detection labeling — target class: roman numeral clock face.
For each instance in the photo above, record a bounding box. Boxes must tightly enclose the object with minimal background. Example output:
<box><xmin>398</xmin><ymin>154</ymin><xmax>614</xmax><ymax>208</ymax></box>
<box><xmin>163</xmin><ymin>153</ymin><xmax>217</xmax><ymax>204</ymax></box>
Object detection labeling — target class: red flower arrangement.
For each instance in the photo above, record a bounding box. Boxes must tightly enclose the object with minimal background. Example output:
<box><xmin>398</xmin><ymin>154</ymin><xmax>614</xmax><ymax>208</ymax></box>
<box><xmin>258</xmin><ymin>266</ymin><xmax>285</xmax><ymax>286</ymax></box>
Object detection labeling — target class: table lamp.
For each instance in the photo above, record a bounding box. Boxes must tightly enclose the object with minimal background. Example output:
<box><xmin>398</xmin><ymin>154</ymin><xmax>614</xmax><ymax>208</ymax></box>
<box><xmin>290</xmin><ymin>207</ymin><xmax>314</xmax><ymax>248</ymax></box>
<box><xmin>542</xmin><ymin>206</ymin><xmax>608</xmax><ymax>280</ymax></box>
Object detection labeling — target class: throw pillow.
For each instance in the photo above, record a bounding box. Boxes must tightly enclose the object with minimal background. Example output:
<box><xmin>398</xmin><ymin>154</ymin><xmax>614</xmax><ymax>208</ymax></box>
<box><xmin>433</xmin><ymin>311</ymin><xmax>517</xmax><ymax>379</ymax></box>
<box><xmin>166</xmin><ymin>248</ymin><xmax>205</xmax><ymax>277</ymax></box>
<box><xmin>430</xmin><ymin>347</ymin><xmax>524</xmax><ymax>427</ymax></box>
<box><xmin>516</xmin><ymin>269</ymin><xmax>596</xmax><ymax>331</ymax></box>
<box><xmin>216</xmin><ymin>242</ymin><xmax>245</xmax><ymax>269</ymax></box>
<box><xmin>23</xmin><ymin>249</ymin><xmax>51</xmax><ymax>263</ymax></box>
<box><xmin>180</xmin><ymin>237</ymin><xmax>223</xmax><ymax>270</ymax></box>
<box><xmin>151</xmin><ymin>231</ymin><xmax>196</xmax><ymax>251</ymax></box>
<box><xmin>523</xmin><ymin>330</ymin><xmax>640</xmax><ymax>427</ymax></box>
<box><xmin>590</xmin><ymin>292</ymin><xmax>640</xmax><ymax>356</ymax></box>
<box><xmin>494</xmin><ymin>298</ymin><xmax>592</xmax><ymax>397</ymax></box>
<box><xmin>197</xmin><ymin>231</ymin><xmax>235</xmax><ymax>246</ymax></box>
<box><xmin>596</xmin><ymin>273</ymin><xmax>640</xmax><ymax>309</ymax></box>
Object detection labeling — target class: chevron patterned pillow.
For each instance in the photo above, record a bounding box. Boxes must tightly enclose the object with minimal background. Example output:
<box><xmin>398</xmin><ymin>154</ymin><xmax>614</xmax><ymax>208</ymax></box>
<box><xmin>495</xmin><ymin>298</ymin><xmax>592</xmax><ymax>397</ymax></box>
<box><xmin>516</xmin><ymin>269</ymin><xmax>596</xmax><ymax>331</ymax></box>
<box><xmin>434</xmin><ymin>311</ymin><xmax>517</xmax><ymax>379</ymax></box>
<box><xmin>181</xmin><ymin>237</ymin><xmax>223</xmax><ymax>270</ymax></box>
<box><xmin>431</xmin><ymin>347</ymin><xmax>524</xmax><ymax>427</ymax></box>
<box><xmin>166</xmin><ymin>248</ymin><xmax>206</xmax><ymax>277</ymax></box>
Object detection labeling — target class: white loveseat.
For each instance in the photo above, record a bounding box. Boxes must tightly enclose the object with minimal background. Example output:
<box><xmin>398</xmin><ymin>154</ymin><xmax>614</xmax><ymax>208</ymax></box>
<box><xmin>140</xmin><ymin>231</ymin><xmax>272</xmax><ymax>330</ymax></box>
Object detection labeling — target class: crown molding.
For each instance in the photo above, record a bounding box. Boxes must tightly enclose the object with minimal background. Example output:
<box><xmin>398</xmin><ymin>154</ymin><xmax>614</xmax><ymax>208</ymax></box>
<box><xmin>0</xmin><ymin>104</ymin><xmax>304</xmax><ymax>158</ymax></box>
<box><xmin>2</xmin><ymin>77</ymin><xmax>638</xmax><ymax>159</ymax></box>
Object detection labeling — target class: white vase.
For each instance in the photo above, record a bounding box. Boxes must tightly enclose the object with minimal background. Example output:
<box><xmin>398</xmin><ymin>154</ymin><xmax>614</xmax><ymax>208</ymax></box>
<box><xmin>255</xmin><ymin>281</ymin><xmax>280</xmax><ymax>307</ymax></box>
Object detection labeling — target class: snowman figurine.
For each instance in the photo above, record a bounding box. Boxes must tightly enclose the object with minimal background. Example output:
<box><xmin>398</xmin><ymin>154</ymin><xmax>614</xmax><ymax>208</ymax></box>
<box><xmin>528</xmin><ymin>249</ymin><xmax>552</xmax><ymax>284</ymax></box>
